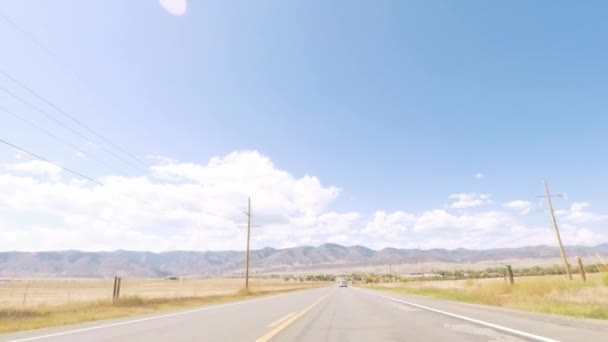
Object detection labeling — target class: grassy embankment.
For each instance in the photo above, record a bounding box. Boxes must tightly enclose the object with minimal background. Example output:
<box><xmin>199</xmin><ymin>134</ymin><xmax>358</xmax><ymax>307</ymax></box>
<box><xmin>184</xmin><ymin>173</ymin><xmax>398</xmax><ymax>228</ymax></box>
<box><xmin>0</xmin><ymin>278</ymin><xmax>325</xmax><ymax>333</ymax></box>
<box><xmin>367</xmin><ymin>273</ymin><xmax>608</xmax><ymax>319</ymax></box>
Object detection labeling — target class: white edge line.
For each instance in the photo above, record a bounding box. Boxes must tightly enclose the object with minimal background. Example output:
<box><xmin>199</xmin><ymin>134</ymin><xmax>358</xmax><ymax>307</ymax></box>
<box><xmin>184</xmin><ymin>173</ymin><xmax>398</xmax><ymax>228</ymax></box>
<box><xmin>354</xmin><ymin>288</ymin><xmax>560</xmax><ymax>342</ymax></box>
<box><xmin>8</xmin><ymin>287</ymin><xmax>327</xmax><ymax>342</ymax></box>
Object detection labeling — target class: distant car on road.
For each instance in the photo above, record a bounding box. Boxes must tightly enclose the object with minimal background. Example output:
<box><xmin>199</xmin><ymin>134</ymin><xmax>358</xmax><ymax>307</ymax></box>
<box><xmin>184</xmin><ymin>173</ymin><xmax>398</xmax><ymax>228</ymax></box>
<box><xmin>337</xmin><ymin>280</ymin><xmax>348</xmax><ymax>288</ymax></box>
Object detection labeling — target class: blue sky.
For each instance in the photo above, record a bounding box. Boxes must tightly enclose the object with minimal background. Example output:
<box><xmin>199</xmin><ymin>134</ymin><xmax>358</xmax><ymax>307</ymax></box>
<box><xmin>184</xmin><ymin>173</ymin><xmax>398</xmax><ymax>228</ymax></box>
<box><xmin>0</xmin><ymin>1</ymin><xmax>607</xmax><ymax>251</ymax></box>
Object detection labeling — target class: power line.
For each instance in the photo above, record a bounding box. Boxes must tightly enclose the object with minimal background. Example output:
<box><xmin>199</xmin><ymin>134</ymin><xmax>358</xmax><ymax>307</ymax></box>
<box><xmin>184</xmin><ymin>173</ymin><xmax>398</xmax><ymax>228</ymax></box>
<box><xmin>0</xmin><ymin>86</ymin><xmax>147</xmax><ymax>174</ymax></box>
<box><xmin>0</xmin><ymin>137</ymin><xmax>165</xmax><ymax>213</ymax></box>
<box><xmin>494</xmin><ymin>228</ymin><xmax>551</xmax><ymax>247</ymax></box>
<box><xmin>0</xmin><ymin>11</ymin><xmax>68</xmax><ymax>72</ymax></box>
<box><xmin>0</xmin><ymin>70</ymin><xmax>148</xmax><ymax>168</ymax></box>
<box><xmin>0</xmin><ymin>78</ymin><xmax>179</xmax><ymax>206</ymax></box>
<box><xmin>0</xmin><ymin>10</ymin><xmax>117</xmax><ymax>129</ymax></box>
<box><xmin>0</xmin><ymin>11</ymin><xmax>148</xmax><ymax>169</ymax></box>
<box><xmin>0</xmin><ymin>104</ymin><xmax>130</xmax><ymax>176</ymax></box>
<box><xmin>0</xmin><ymin>137</ymin><xmax>103</xmax><ymax>186</ymax></box>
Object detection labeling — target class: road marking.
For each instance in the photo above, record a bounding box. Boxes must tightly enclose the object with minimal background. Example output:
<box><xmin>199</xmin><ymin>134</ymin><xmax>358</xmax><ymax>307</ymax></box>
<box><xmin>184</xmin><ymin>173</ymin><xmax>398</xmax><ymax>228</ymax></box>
<box><xmin>391</xmin><ymin>303</ymin><xmax>420</xmax><ymax>312</ymax></box>
<box><xmin>268</xmin><ymin>312</ymin><xmax>296</xmax><ymax>328</ymax></box>
<box><xmin>256</xmin><ymin>291</ymin><xmax>332</xmax><ymax>342</ymax></box>
<box><xmin>354</xmin><ymin>288</ymin><xmax>559</xmax><ymax>342</ymax></box>
<box><xmin>444</xmin><ymin>324</ymin><xmax>525</xmax><ymax>342</ymax></box>
<box><xmin>7</xmin><ymin>288</ymin><xmax>327</xmax><ymax>342</ymax></box>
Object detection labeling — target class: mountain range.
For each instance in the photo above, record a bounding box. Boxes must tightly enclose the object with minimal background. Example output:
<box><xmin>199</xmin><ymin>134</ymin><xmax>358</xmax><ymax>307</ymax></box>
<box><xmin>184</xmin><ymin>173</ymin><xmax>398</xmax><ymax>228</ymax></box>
<box><xmin>1</xmin><ymin>243</ymin><xmax>607</xmax><ymax>277</ymax></box>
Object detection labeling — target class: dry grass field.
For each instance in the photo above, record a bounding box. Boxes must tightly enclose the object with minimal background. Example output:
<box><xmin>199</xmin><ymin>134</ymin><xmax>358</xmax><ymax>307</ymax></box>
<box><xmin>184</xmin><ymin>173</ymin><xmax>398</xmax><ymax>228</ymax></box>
<box><xmin>367</xmin><ymin>272</ymin><xmax>608</xmax><ymax>319</ymax></box>
<box><xmin>267</xmin><ymin>257</ymin><xmax>587</xmax><ymax>276</ymax></box>
<box><xmin>0</xmin><ymin>277</ymin><xmax>319</xmax><ymax>307</ymax></box>
<box><xmin>0</xmin><ymin>277</ymin><xmax>327</xmax><ymax>332</ymax></box>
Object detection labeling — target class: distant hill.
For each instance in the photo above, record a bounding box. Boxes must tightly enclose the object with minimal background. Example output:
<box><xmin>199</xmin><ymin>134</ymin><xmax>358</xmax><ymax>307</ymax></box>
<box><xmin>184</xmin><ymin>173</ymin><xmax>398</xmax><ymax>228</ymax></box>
<box><xmin>1</xmin><ymin>243</ymin><xmax>607</xmax><ymax>277</ymax></box>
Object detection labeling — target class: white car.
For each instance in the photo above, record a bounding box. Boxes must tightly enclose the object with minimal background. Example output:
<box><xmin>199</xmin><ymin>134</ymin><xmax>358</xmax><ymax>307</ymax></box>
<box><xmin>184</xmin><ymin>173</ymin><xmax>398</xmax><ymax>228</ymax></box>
<box><xmin>338</xmin><ymin>280</ymin><xmax>348</xmax><ymax>288</ymax></box>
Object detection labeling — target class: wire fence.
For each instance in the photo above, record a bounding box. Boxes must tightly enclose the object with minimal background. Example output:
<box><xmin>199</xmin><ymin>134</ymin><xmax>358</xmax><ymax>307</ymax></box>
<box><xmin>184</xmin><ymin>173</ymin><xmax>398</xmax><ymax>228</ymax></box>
<box><xmin>0</xmin><ymin>277</ymin><xmax>322</xmax><ymax>308</ymax></box>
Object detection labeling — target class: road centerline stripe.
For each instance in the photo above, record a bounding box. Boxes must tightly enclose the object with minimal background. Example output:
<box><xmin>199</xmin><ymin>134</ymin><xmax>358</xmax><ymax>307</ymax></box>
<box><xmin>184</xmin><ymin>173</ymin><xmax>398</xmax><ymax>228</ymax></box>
<box><xmin>256</xmin><ymin>290</ymin><xmax>333</xmax><ymax>342</ymax></box>
<box><xmin>354</xmin><ymin>288</ymin><xmax>559</xmax><ymax>342</ymax></box>
<box><xmin>268</xmin><ymin>312</ymin><xmax>297</xmax><ymax>328</ymax></box>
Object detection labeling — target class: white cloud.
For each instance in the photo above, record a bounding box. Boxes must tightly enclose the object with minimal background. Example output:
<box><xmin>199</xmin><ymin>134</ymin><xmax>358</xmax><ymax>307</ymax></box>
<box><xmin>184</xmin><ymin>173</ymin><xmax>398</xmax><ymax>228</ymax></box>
<box><xmin>503</xmin><ymin>200</ymin><xmax>532</xmax><ymax>215</ymax></box>
<box><xmin>559</xmin><ymin>225</ymin><xmax>608</xmax><ymax>245</ymax></box>
<box><xmin>0</xmin><ymin>151</ymin><xmax>606</xmax><ymax>251</ymax></box>
<box><xmin>159</xmin><ymin>0</ymin><xmax>187</xmax><ymax>16</ymax></box>
<box><xmin>361</xmin><ymin>211</ymin><xmax>415</xmax><ymax>242</ymax></box>
<box><xmin>474</xmin><ymin>172</ymin><xmax>484</xmax><ymax>179</ymax></box>
<box><xmin>4</xmin><ymin>160</ymin><xmax>62</xmax><ymax>181</ymax></box>
<box><xmin>414</xmin><ymin>210</ymin><xmax>514</xmax><ymax>233</ymax></box>
<box><xmin>0</xmin><ymin>151</ymin><xmax>346</xmax><ymax>251</ymax></box>
<box><xmin>571</xmin><ymin>202</ymin><xmax>590</xmax><ymax>212</ymax></box>
<box><xmin>559</xmin><ymin>202</ymin><xmax>608</xmax><ymax>224</ymax></box>
<box><xmin>518</xmin><ymin>224</ymin><xmax>608</xmax><ymax>248</ymax></box>
<box><xmin>449</xmin><ymin>193</ymin><xmax>492</xmax><ymax>209</ymax></box>
<box><xmin>317</xmin><ymin>212</ymin><xmax>360</xmax><ymax>234</ymax></box>
<box><xmin>251</xmin><ymin>211</ymin><xmax>362</xmax><ymax>249</ymax></box>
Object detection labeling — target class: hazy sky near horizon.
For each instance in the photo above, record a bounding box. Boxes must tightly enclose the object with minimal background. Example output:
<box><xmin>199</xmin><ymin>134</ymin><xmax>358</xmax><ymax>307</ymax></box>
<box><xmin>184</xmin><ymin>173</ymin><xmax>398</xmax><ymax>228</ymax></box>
<box><xmin>0</xmin><ymin>0</ymin><xmax>607</xmax><ymax>251</ymax></box>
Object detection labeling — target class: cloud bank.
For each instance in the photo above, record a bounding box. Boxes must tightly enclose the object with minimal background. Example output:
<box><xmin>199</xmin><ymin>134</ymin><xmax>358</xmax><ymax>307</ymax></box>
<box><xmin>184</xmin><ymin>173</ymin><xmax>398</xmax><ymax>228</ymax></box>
<box><xmin>0</xmin><ymin>151</ymin><xmax>606</xmax><ymax>251</ymax></box>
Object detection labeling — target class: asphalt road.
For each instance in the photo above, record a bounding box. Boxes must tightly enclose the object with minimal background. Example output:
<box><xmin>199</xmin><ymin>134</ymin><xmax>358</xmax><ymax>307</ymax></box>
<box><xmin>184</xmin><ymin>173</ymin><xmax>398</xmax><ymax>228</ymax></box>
<box><xmin>2</xmin><ymin>286</ymin><xmax>608</xmax><ymax>342</ymax></box>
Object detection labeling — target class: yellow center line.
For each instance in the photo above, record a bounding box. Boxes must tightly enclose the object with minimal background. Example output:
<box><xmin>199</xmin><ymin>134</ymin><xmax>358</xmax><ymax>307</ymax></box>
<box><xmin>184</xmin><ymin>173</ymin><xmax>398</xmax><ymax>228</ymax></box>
<box><xmin>256</xmin><ymin>290</ymin><xmax>334</xmax><ymax>342</ymax></box>
<box><xmin>268</xmin><ymin>312</ymin><xmax>297</xmax><ymax>328</ymax></box>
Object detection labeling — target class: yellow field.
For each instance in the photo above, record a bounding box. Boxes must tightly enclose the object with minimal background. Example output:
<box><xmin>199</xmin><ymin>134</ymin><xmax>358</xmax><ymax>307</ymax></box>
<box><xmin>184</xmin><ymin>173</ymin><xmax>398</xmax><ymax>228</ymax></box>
<box><xmin>0</xmin><ymin>277</ymin><xmax>321</xmax><ymax>307</ymax></box>
<box><xmin>367</xmin><ymin>273</ymin><xmax>608</xmax><ymax>319</ymax></box>
<box><xmin>0</xmin><ymin>277</ymin><xmax>328</xmax><ymax>333</ymax></box>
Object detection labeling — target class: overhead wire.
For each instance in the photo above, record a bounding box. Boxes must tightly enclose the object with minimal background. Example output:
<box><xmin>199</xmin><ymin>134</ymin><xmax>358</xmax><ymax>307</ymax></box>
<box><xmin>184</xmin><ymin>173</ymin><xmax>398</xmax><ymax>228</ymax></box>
<box><xmin>0</xmin><ymin>70</ymin><xmax>148</xmax><ymax>168</ymax></box>
<box><xmin>0</xmin><ymin>86</ymin><xmax>147</xmax><ymax>174</ymax></box>
<box><xmin>493</xmin><ymin>228</ymin><xmax>551</xmax><ymax>247</ymax></box>
<box><xmin>0</xmin><ymin>137</ymin><xmax>103</xmax><ymax>186</ymax></box>
<box><xmin>0</xmin><ymin>137</ymin><xmax>170</xmax><ymax>210</ymax></box>
<box><xmin>0</xmin><ymin>104</ymin><xmax>130</xmax><ymax>176</ymax></box>
<box><xmin>0</xmin><ymin>11</ymin><xmax>149</xmax><ymax>170</ymax></box>
<box><xmin>0</xmin><ymin>10</ymin><xmax>196</xmax><ymax>235</ymax></box>
<box><xmin>0</xmin><ymin>79</ymin><xmax>180</xmax><ymax>208</ymax></box>
<box><xmin>0</xmin><ymin>11</ymin><xmax>69</xmax><ymax>72</ymax></box>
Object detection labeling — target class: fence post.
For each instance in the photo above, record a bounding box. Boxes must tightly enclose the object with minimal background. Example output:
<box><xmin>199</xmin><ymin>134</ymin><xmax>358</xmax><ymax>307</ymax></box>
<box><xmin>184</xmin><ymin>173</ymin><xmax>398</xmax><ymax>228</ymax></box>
<box><xmin>576</xmin><ymin>256</ymin><xmax>587</xmax><ymax>281</ymax></box>
<box><xmin>506</xmin><ymin>265</ymin><xmax>514</xmax><ymax>285</ymax></box>
<box><xmin>22</xmin><ymin>282</ymin><xmax>30</xmax><ymax>306</ymax></box>
<box><xmin>116</xmin><ymin>278</ymin><xmax>122</xmax><ymax>300</ymax></box>
<box><xmin>112</xmin><ymin>276</ymin><xmax>118</xmax><ymax>302</ymax></box>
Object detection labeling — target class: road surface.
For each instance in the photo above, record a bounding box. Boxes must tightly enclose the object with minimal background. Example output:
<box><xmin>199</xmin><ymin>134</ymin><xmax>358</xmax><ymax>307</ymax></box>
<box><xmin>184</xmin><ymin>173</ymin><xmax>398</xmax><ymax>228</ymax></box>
<box><xmin>2</xmin><ymin>286</ymin><xmax>607</xmax><ymax>341</ymax></box>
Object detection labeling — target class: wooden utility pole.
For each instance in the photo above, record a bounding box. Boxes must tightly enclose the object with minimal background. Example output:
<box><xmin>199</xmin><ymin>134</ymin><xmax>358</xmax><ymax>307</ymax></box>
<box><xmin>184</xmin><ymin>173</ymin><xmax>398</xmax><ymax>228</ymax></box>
<box><xmin>540</xmin><ymin>181</ymin><xmax>572</xmax><ymax>280</ymax></box>
<box><xmin>112</xmin><ymin>276</ymin><xmax>122</xmax><ymax>302</ymax></box>
<box><xmin>576</xmin><ymin>256</ymin><xmax>586</xmax><ymax>281</ymax></box>
<box><xmin>419</xmin><ymin>246</ymin><xmax>426</xmax><ymax>283</ymax></box>
<box><xmin>112</xmin><ymin>276</ymin><xmax>118</xmax><ymax>302</ymax></box>
<box><xmin>245</xmin><ymin>197</ymin><xmax>252</xmax><ymax>289</ymax></box>
<box><xmin>506</xmin><ymin>265</ymin><xmax>514</xmax><ymax>285</ymax></box>
<box><xmin>240</xmin><ymin>197</ymin><xmax>261</xmax><ymax>289</ymax></box>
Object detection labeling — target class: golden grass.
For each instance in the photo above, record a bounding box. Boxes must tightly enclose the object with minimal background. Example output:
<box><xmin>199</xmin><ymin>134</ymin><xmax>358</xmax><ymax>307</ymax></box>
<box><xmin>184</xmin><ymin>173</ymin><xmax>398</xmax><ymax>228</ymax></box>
<box><xmin>367</xmin><ymin>273</ymin><xmax>608</xmax><ymax>320</ymax></box>
<box><xmin>0</xmin><ymin>277</ymin><xmax>319</xmax><ymax>307</ymax></box>
<box><xmin>0</xmin><ymin>278</ymin><xmax>326</xmax><ymax>333</ymax></box>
